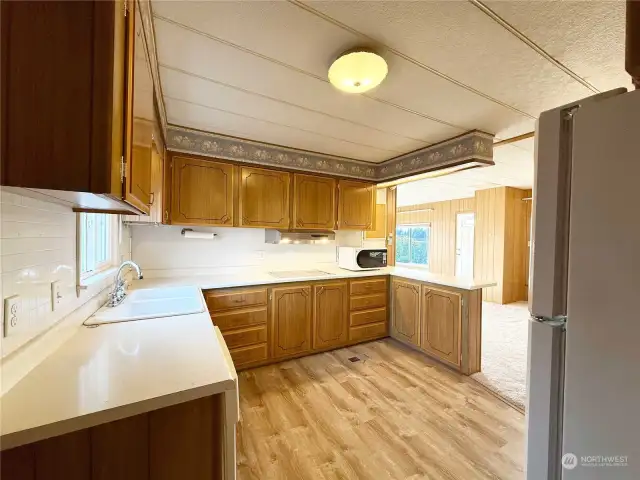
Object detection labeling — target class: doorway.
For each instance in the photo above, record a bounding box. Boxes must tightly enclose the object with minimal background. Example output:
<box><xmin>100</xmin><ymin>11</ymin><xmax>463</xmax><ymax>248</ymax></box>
<box><xmin>455</xmin><ymin>212</ymin><xmax>475</xmax><ymax>277</ymax></box>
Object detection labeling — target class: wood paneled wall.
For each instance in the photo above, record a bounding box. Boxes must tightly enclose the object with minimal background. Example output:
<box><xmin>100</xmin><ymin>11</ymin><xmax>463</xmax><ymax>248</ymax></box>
<box><xmin>397</xmin><ymin>197</ymin><xmax>475</xmax><ymax>276</ymax></box>
<box><xmin>397</xmin><ymin>187</ymin><xmax>530</xmax><ymax>304</ymax></box>
<box><xmin>474</xmin><ymin>187</ymin><xmax>530</xmax><ymax>304</ymax></box>
<box><xmin>474</xmin><ymin>188</ymin><xmax>506</xmax><ymax>303</ymax></box>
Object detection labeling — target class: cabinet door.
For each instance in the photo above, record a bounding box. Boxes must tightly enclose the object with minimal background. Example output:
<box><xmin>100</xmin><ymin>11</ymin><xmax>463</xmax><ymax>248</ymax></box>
<box><xmin>337</xmin><ymin>180</ymin><xmax>376</xmax><ymax>230</ymax></box>
<box><xmin>271</xmin><ymin>286</ymin><xmax>312</xmax><ymax>359</ymax></box>
<box><xmin>123</xmin><ymin>2</ymin><xmax>153</xmax><ymax>214</ymax></box>
<box><xmin>293</xmin><ymin>174</ymin><xmax>336</xmax><ymax>230</ymax></box>
<box><xmin>148</xmin><ymin>142</ymin><xmax>164</xmax><ymax>223</ymax></box>
<box><xmin>390</xmin><ymin>279</ymin><xmax>421</xmax><ymax>346</ymax></box>
<box><xmin>421</xmin><ymin>286</ymin><xmax>461</xmax><ymax>367</ymax></box>
<box><xmin>239</xmin><ymin>166</ymin><xmax>290</xmax><ymax>228</ymax></box>
<box><xmin>171</xmin><ymin>156</ymin><xmax>235</xmax><ymax>226</ymax></box>
<box><xmin>313</xmin><ymin>282</ymin><xmax>348</xmax><ymax>350</ymax></box>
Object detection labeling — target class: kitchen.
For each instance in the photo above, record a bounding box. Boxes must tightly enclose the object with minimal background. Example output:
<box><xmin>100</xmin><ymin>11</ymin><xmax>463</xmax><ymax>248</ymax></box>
<box><xmin>1</xmin><ymin>1</ymin><xmax>639</xmax><ymax>480</ymax></box>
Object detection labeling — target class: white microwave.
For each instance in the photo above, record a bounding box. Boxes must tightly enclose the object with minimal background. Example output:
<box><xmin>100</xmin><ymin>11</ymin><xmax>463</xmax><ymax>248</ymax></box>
<box><xmin>338</xmin><ymin>247</ymin><xmax>387</xmax><ymax>271</ymax></box>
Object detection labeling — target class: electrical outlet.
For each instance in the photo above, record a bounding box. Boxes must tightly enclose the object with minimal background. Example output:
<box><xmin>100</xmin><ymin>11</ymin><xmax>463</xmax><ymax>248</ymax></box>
<box><xmin>51</xmin><ymin>281</ymin><xmax>62</xmax><ymax>311</ymax></box>
<box><xmin>255</xmin><ymin>250</ymin><xmax>265</xmax><ymax>260</ymax></box>
<box><xmin>4</xmin><ymin>295</ymin><xmax>21</xmax><ymax>337</ymax></box>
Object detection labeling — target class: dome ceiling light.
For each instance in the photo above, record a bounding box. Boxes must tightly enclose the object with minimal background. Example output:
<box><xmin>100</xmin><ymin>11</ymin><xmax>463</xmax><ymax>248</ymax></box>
<box><xmin>328</xmin><ymin>48</ymin><xmax>388</xmax><ymax>94</ymax></box>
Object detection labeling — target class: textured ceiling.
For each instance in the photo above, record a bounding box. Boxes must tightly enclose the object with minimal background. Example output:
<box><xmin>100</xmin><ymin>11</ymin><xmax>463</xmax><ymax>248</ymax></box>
<box><xmin>150</xmin><ymin>0</ymin><xmax>628</xmax><ymax>182</ymax></box>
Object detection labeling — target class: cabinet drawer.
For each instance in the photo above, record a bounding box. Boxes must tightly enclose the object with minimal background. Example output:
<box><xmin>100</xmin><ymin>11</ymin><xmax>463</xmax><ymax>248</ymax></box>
<box><xmin>213</xmin><ymin>307</ymin><xmax>267</xmax><ymax>331</ymax></box>
<box><xmin>223</xmin><ymin>325</ymin><xmax>267</xmax><ymax>349</ymax></box>
<box><xmin>206</xmin><ymin>289</ymin><xmax>267</xmax><ymax>312</ymax></box>
<box><xmin>350</xmin><ymin>307</ymin><xmax>387</xmax><ymax>327</ymax></box>
<box><xmin>229</xmin><ymin>343</ymin><xmax>268</xmax><ymax>368</ymax></box>
<box><xmin>350</xmin><ymin>293</ymin><xmax>387</xmax><ymax>311</ymax></box>
<box><xmin>350</xmin><ymin>278</ymin><xmax>387</xmax><ymax>296</ymax></box>
<box><xmin>349</xmin><ymin>321</ymin><xmax>387</xmax><ymax>343</ymax></box>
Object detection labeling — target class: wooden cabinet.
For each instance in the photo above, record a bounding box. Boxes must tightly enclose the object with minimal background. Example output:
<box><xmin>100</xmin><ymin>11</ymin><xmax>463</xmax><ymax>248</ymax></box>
<box><xmin>292</xmin><ymin>174</ymin><xmax>336</xmax><ymax>230</ymax></box>
<box><xmin>337</xmin><ymin>180</ymin><xmax>376</xmax><ymax>230</ymax></box>
<box><xmin>206</xmin><ymin>287</ymin><xmax>268</xmax><ymax>369</ymax></box>
<box><xmin>348</xmin><ymin>277</ymin><xmax>388</xmax><ymax>343</ymax></box>
<box><xmin>390</xmin><ymin>279</ymin><xmax>421</xmax><ymax>346</ymax></box>
<box><xmin>1</xmin><ymin>0</ymin><xmax>153</xmax><ymax>214</ymax></box>
<box><xmin>312</xmin><ymin>282</ymin><xmax>348</xmax><ymax>349</ymax></box>
<box><xmin>171</xmin><ymin>156</ymin><xmax>235</xmax><ymax>226</ymax></box>
<box><xmin>122</xmin><ymin>7</ymin><xmax>154</xmax><ymax>214</ymax></box>
<box><xmin>239</xmin><ymin>166</ymin><xmax>290</xmax><ymax>228</ymax></box>
<box><xmin>270</xmin><ymin>285</ymin><xmax>312</xmax><ymax>359</ymax></box>
<box><xmin>421</xmin><ymin>286</ymin><xmax>461</xmax><ymax>367</ymax></box>
<box><xmin>1</xmin><ymin>396</ymin><xmax>227</xmax><ymax>480</ymax></box>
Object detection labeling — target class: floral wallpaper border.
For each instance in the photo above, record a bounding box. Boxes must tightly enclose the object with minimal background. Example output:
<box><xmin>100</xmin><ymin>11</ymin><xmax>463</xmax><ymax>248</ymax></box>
<box><xmin>167</xmin><ymin>126</ymin><xmax>494</xmax><ymax>181</ymax></box>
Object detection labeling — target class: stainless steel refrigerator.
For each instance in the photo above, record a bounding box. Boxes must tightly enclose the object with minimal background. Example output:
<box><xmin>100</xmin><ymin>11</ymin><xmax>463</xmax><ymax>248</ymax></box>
<box><xmin>527</xmin><ymin>87</ymin><xmax>640</xmax><ymax>479</ymax></box>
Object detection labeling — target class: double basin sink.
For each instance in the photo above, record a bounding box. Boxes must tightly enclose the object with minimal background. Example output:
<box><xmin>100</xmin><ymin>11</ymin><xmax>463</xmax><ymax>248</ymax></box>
<box><xmin>85</xmin><ymin>286</ymin><xmax>206</xmax><ymax>326</ymax></box>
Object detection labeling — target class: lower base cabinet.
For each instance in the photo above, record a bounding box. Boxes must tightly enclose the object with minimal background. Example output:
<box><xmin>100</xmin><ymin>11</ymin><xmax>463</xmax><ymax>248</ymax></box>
<box><xmin>270</xmin><ymin>285</ymin><xmax>312</xmax><ymax>359</ymax></box>
<box><xmin>389</xmin><ymin>277</ymin><xmax>481</xmax><ymax>375</ymax></box>
<box><xmin>421</xmin><ymin>286</ymin><xmax>461</xmax><ymax>368</ymax></box>
<box><xmin>390</xmin><ymin>279</ymin><xmax>421</xmax><ymax>346</ymax></box>
<box><xmin>313</xmin><ymin>282</ymin><xmax>348</xmax><ymax>350</ymax></box>
<box><xmin>208</xmin><ymin>278</ymin><xmax>388</xmax><ymax>370</ymax></box>
<box><xmin>1</xmin><ymin>396</ymin><xmax>228</xmax><ymax>480</ymax></box>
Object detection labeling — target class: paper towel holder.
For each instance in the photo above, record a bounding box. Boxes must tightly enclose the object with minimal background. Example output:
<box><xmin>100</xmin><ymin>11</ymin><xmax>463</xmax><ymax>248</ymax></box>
<box><xmin>181</xmin><ymin>228</ymin><xmax>217</xmax><ymax>239</ymax></box>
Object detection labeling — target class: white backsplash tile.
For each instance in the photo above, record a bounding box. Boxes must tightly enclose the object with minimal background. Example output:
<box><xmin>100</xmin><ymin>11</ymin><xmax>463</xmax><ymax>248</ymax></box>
<box><xmin>131</xmin><ymin>225</ymin><xmax>364</xmax><ymax>277</ymax></box>
<box><xmin>0</xmin><ymin>188</ymin><xmax>131</xmax><ymax>359</ymax></box>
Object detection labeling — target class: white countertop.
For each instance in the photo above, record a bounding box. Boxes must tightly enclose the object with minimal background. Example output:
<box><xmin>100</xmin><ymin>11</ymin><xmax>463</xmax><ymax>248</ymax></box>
<box><xmin>133</xmin><ymin>265</ymin><xmax>496</xmax><ymax>291</ymax></box>
<box><xmin>0</xmin><ymin>312</ymin><xmax>236</xmax><ymax>451</ymax></box>
<box><xmin>0</xmin><ymin>264</ymin><xmax>492</xmax><ymax>450</ymax></box>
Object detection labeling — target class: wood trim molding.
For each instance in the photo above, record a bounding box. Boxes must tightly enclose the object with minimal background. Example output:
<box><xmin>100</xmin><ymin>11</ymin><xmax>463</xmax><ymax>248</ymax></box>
<box><xmin>166</xmin><ymin>125</ymin><xmax>494</xmax><ymax>182</ymax></box>
<box><xmin>137</xmin><ymin>0</ymin><xmax>168</xmax><ymax>136</ymax></box>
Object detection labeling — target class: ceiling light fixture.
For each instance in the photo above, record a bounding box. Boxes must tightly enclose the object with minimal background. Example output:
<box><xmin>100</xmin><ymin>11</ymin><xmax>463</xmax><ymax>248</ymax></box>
<box><xmin>328</xmin><ymin>48</ymin><xmax>388</xmax><ymax>94</ymax></box>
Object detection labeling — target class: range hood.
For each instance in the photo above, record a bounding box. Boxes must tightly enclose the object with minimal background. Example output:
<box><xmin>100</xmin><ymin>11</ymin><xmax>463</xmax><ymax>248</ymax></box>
<box><xmin>265</xmin><ymin>229</ymin><xmax>335</xmax><ymax>245</ymax></box>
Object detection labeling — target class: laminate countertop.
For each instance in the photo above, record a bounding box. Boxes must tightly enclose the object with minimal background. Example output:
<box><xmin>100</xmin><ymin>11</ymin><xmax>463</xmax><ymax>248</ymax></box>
<box><xmin>0</xmin><ymin>312</ymin><xmax>237</xmax><ymax>451</ymax></box>
<box><xmin>133</xmin><ymin>265</ymin><xmax>496</xmax><ymax>291</ymax></box>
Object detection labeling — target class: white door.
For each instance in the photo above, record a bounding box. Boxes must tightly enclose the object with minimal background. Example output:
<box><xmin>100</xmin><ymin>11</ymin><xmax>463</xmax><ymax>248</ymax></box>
<box><xmin>455</xmin><ymin>212</ymin><xmax>475</xmax><ymax>277</ymax></box>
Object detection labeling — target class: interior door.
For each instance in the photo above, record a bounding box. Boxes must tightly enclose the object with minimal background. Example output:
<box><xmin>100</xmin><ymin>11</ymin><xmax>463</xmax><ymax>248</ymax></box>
<box><xmin>455</xmin><ymin>212</ymin><xmax>475</xmax><ymax>277</ymax></box>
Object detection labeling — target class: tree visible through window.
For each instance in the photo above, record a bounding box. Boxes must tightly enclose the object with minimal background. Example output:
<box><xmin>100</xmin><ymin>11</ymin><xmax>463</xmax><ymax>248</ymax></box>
<box><xmin>396</xmin><ymin>224</ymin><xmax>430</xmax><ymax>268</ymax></box>
<box><xmin>79</xmin><ymin>213</ymin><xmax>113</xmax><ymax>277</ymax></box>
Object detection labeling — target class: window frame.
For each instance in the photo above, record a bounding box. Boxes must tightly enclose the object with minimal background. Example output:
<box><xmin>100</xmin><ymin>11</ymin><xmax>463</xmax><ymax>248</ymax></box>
<box><xmin>395</xmin><ymin>223</ymin><xmax>431</xmax><ymax>270</ymax></box>
<box><xmin>77</xmin><ymin>212</ymin><xmax>118</xmax><ymax>281</ymax></box>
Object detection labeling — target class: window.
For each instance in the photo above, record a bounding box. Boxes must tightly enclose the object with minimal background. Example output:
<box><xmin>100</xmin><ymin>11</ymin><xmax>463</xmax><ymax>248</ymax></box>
<box><xmin>79</xmin><ymin>213</ymin><xmax>114</xmax><ymax>278</ymax></box>
<box><xmin>396</xmin><ymin>224</ymin><xmax>431</xmax><ymax>268</ymax></box>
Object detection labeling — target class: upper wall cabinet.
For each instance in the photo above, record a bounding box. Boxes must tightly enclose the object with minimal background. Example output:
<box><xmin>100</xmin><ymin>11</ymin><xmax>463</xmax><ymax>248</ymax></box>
<box><xmin>293</xmin><ymin>174</ymin><xmax>336</xmax><ymax>230</ymax></box>
<box><xmin>171</xmin><ymin>156</ymin><xmax>235</xmax><ymax>226</ymax></box>
<box><xmin>338</xmin><ymin>180</ymin><xmax>376</xmax><ymax>230</ymax></box>
<box><xmin>1</xmin><ymin>0</ymin><xmax>153</xmax><ymax>214</ymax></box>
<box><xmin>239</xmin><ymin>166</ymin><xmax>290</xmax><ymax>229</ymax></box>
<box><xmin>123</xmin><ymin>7</ymin><xmax>155</xmax><ymax>214</ymax></box>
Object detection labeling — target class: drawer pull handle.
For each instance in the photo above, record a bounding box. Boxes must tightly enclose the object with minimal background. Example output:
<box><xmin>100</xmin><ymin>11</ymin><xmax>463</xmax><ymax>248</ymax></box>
<box><xmin>233</xmin><ymin>299</ymin><xmax>245</xmax><ymax>303</ymax></box>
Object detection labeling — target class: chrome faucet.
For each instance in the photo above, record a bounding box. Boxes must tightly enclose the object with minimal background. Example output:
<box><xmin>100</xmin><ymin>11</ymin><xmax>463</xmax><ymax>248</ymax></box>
<box><xmin>107</xmin><ymin>261</ymin><xmax>143</xmax><ymax>307</ymax></box>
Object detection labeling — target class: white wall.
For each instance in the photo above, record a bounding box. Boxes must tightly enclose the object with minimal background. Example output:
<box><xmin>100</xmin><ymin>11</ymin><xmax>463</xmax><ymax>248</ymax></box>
<box><xmin>0</xmin><ymin>189</ymin><xmax>130</xmax><ymax>361</ymax></box>
<box><xmin>131</xmin><ymin>225</ymin><xmax>361</xmax><ymax>277</ymax></box>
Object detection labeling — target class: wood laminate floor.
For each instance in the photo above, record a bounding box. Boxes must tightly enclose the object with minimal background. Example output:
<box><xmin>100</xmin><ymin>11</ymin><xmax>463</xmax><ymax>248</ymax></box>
<box><xmin>236</xmin><ymin>339</ymin><xmax>525</xmax><ymax>480</ymax></box>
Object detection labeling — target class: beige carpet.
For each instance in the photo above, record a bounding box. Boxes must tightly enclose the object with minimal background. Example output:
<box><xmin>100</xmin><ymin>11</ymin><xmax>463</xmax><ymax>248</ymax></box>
<box><xmin>472</xmin><ymin>301</ymin><xmax>529</xmax><ymax>410</ymax></box>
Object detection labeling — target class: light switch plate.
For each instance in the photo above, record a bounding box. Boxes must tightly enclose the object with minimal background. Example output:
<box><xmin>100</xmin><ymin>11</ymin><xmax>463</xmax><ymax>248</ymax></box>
<box><xmin>51</xmin><ymin>281</ymin><xmax>61</xmax><ymax>311</ymax></box>
<box><xmin>4</xmin><ymin>295</ymin><xmax>21</xmax><ymax>337</ymax></box>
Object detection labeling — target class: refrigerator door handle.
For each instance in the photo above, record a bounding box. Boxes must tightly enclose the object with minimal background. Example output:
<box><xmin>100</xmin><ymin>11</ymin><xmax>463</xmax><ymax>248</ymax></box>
<box><xmin>526</xmin><ymin>317</ymin><xmax>566</xmax><ymax>480</ymax></box>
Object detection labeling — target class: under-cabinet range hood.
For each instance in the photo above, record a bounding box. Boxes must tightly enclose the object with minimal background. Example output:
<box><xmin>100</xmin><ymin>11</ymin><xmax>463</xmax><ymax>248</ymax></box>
<box><xmin>265</xmin><ymin>230</ymin><xmax>335</xmax><ymax>245</ymax></box>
